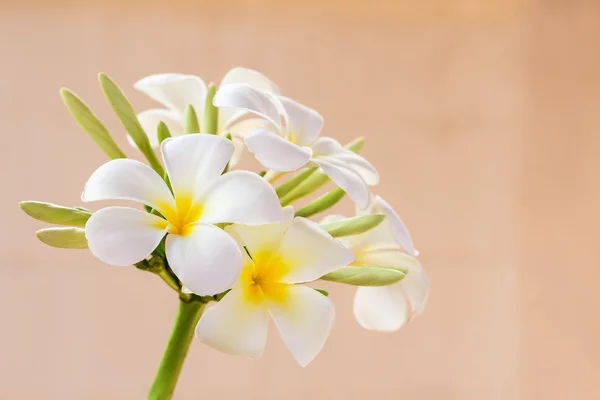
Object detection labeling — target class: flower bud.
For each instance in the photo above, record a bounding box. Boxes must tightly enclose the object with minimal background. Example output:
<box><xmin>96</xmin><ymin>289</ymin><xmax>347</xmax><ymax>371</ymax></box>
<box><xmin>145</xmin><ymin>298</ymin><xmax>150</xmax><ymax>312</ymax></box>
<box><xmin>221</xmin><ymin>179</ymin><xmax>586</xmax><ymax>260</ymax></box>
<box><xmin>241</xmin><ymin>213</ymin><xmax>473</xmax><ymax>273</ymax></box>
<box><xmin>36</xmin><ymin>227</ymin><xmax>88</xmax><ymax>249</ymax></box>
<box><xmin>157</xmin><ymin>121</ymin><xmax>172</xmax><ymax>144</ymax></box>
<box><xmin>294</xmin><ymin>188</ymin><xmax>346</xmax><ymax>218</ymax></box>
<box><xmin>321</xmin><ymin>266</ymin><xmax>406</xmax><ymax>287</ymax></box>
<box><xmin>20</xmin><ymin>201</ymin><xmax>91</xmax><ymax>227</ymax></box>
<box><xmin>204</xmin><ymin>83</ymin><xmax>218</xmax><ymax>134</ymax></box>
<box><xmin>98</xmin><ymin>73</ymin><xmax>164</xmax><ymax>176</ymax></box>
<box><xmin>60</xmin><ymin>88</ymin><xmax>127</xmax><ymax>160</ymax></box>
<box><xmin>183</xmin><ymin>104</ymin><xmax>200</xmax><ymax>134</ymax></box>
<box><xmin>320</xmin><ymin>214</ymin><xmax>385</xmax><ymax>237</ymax></box>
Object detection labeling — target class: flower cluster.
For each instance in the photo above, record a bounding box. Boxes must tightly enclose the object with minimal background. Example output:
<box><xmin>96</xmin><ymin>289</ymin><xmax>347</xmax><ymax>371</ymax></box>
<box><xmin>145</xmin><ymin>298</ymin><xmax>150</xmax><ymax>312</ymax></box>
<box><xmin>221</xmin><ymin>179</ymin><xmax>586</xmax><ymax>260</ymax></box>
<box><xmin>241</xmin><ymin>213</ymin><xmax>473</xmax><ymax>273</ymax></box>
<box><xmin>20</xmin><ymin>67</ymin><xmax>429</xmax><ymax>370</ymax></box>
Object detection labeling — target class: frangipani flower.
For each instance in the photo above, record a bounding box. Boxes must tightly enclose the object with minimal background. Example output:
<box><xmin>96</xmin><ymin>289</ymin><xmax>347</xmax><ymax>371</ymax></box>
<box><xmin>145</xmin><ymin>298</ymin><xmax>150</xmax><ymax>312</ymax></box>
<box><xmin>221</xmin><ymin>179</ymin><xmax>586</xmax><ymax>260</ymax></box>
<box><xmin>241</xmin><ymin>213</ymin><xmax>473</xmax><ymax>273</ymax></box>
<box><xmin>83</xmin><ymin>134</ymin><xmax>283</xmax><ymax>295</ymax></box>
<box><xmin>134</xmin><ymin>67</ymin><xmax>280</xmax><ymax>164</ymax></box>
<box><xmin>324</xmin><ymin>196</ymin><xmax>429</xmax><ymax>331</ymax></box>
<box><xmin>213</xmin><ymin>85</ymin><xmax>379</xmax><ymax>209</ymax></box>
<box><xmin>195</xmin><ymin>207</ymin><xmax>354</xmax><ymax>366</ymax></box>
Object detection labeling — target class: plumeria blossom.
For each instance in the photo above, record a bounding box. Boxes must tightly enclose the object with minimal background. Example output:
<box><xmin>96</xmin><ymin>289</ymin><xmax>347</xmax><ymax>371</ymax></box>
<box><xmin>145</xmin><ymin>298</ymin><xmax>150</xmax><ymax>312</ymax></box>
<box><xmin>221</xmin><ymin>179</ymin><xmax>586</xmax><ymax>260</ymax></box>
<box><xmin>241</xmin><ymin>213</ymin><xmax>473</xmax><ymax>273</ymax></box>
<box><xmin>323</xmin><ymin>196</ymin><xmax>429</xmax><ymax>331</ymax></box>
<box><xmin>213</xmin><ymin>84</ymin><xmax>379</xmax><ymax>209</ymax></box>
<box><xmin>134</xmin><ymin>67</ymin><xmax>280</xmax><ymax>165</ymax></box>
<box><xmin>196</xmin><ymin>207</ymin><xmax>354</xmax><ymax>366</ymax></box>
<box><xmin>82</xmin><ymin>134</ymin><xmax>283</xmax><ymax>295</ymax></box>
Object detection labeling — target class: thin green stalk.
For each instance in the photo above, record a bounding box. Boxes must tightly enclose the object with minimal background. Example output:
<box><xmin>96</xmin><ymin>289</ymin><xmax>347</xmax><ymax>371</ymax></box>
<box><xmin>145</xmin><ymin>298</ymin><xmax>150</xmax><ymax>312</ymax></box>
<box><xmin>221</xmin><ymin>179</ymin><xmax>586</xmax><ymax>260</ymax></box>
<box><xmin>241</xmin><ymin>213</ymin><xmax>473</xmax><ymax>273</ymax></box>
<box><xmin>148</xmin><ymin>300</ymin><xmax>206</xmax><ymax>400</ymax></box>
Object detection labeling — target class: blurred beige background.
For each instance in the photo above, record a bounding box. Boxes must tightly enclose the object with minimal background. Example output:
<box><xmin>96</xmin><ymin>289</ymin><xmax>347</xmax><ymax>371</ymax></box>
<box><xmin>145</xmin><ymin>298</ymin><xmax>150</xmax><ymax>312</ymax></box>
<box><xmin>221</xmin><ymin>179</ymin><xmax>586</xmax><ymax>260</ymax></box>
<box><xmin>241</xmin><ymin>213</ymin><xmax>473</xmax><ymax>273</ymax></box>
<box><xmin>1</xmin><ymin>0</ymin><xmax>599</xmax><ymax>399</ymax></box>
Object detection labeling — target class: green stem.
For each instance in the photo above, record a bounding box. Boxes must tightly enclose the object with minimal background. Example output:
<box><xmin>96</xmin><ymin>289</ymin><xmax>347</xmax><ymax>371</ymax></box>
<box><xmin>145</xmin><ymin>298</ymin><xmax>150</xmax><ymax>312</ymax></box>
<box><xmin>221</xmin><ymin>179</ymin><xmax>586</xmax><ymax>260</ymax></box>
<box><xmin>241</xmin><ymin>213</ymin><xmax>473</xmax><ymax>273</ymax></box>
<box><xmin>148</xmin><ymin>300</ymin><xmax>206</xmax><ymax>400</ymax></box>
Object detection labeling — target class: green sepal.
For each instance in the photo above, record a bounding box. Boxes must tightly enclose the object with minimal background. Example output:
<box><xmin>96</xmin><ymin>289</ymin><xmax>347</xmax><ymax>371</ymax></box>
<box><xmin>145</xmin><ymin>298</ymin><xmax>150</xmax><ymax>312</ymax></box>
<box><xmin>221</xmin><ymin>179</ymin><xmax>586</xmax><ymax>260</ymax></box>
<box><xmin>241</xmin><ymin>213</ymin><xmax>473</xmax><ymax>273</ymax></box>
<box><xmin>320</xmin><ymin>214</ymin><xmax>385</xmax><ymax>238</ymax></box>
<box><xmin>136</xmin><ymin>256</ymin><xmax>180</xmax><ymax>292</ymax></box>
<box><xmin>320</xmin><ymin>266</ymin><xmax>406</xmax><ymax>286</ymax></box>
<box><xmin>183</xmin><ymin>104</ymin><xmax>200</xmax><ymax>134</ymax></box>
<box><xmin>36</xmin><ymin>227</ymin><xmax>88</xmax><ymax>249</ymax></box>
<box><xmin>276</xmin><ymin>168</ymin><xmax>317</xmax><ymax>198</ymax></box>
<box><xmin>203</xmin><ymin>83</ymin><xmax>218</xmax><ymax>134</ymax></box>
<box><xmin>314</xmin><ymin>288</ymin><xmax>329</xmax><ymax>297</ymax></box>
<box><xmin>157</xmin><ymin>121</ymin><xmax>172</xmax><ymax>144</ymax></box>
<box><xmin>60</xmin><ymin>88</ymin><xmax>127</xmax><ymax>160</ymax></box>
<box><xmin>98</xmin><ymin>73</ymin><xmax>164</xmax><ymax>176</ymax></box>
<box><xmin>294</xmin><ymin>188</ymin><xmax>345</xmax><ymax>218</ymax></box>
<box><xmin>20</xmin><ymin>201</ymin><xmax>91</xmax><ymax>227</ymax></box>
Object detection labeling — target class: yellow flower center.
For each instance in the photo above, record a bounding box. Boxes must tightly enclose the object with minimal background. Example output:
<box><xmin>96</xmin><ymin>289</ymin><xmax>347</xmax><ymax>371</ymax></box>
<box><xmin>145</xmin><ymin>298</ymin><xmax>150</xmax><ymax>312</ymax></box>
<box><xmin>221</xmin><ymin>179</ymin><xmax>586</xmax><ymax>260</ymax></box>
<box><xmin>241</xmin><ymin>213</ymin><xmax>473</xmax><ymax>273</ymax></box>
<box><xmin>156</xmin><ymin>193</ymin><xmax>203</xmax><ymax>236</ymax></box>
<box><xmin>287</xmin><ymin>132</ymin><xmax>301</xmax><ymax>145</ymax></box>
<box><xmin>241</xmin><ymin>251</ymin><xmax>290</xmax><ymax>304</ymax></box>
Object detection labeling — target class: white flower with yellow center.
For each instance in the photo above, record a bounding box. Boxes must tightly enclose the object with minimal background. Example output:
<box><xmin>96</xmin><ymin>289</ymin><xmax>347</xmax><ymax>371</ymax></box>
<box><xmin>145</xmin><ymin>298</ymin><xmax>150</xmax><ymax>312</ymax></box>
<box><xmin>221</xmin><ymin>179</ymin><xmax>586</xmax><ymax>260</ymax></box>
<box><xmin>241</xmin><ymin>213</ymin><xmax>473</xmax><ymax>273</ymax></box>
<box><xmin>325</xmin><ymin>196</ymin><xmax>429</xmax><ymax>331</ymax></box>
<box><xmin>213</xmin><ymin>84</ymin><xmax>379</xmax><ymax>209</ymax></box>
<box><xmin>82</xmin><ymin>134</ymin><xmax>283</xmax><ymax>295</ymax></box>
<box><xmin>134</xmin><ymin>67</ymin><xmax>280</xmax><ymax>165</ymax></box>
<box><xmin>195</xmin><ymin>207</ymin><xmax>354</xmax><ymax>366</ymax></box>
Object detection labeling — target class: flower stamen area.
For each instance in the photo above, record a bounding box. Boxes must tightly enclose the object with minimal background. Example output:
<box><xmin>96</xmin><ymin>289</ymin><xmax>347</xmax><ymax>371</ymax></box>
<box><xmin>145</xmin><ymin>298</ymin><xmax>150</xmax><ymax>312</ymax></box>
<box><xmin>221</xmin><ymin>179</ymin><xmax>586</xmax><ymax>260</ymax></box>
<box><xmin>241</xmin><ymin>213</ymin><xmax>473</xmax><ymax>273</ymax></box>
<box><xmin>157</xmin><ymin>194</ymin><xmax>203</xmax><ymax>236</ymax></box>
<box><xmin>241</xmin><ymin>251</ymin><xmax>290</xmax><ymax>304</ymax></box>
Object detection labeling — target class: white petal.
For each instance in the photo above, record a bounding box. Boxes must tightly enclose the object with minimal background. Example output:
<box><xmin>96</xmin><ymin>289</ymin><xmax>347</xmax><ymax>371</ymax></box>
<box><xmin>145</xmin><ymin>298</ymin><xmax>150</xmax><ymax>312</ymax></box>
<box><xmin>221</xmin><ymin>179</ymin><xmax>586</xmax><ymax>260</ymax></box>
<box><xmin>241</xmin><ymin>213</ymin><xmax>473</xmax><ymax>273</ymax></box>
<box><xmin>85</xmin><ymin>207</ymin><xmax>168</xmax><ymax>266</ymax></box>
<box><xmin>245</xmin><ymin>128</ymin><xmax>312</xmax><ymax>171</ymax></box>
<box><xmin>312</xmin><ymin>158</ymin><xmax>371</xmax><ymax>210</ymax></box>
<box><xmin>311</xmin><ymin>137</ymin><xmax>378</xmax><ymax>185</ymax></box>
<box><xmin>353</xmin><ymin>262</ymin><xmax>429</xmax><ymax>332</ymax></box>
<box><xmin>213</xmin><ymin>83</ymin><xmax>283</xmax><ymax>131</ymax></box>
<box><xmin>225</xmin><ymin>115</ymin><xmax>270</xmax><ymax>136</ymax></box>
<box><xmin>199</xmin><ymin>170</ymin><xmax>283</xmax><ymax>225</ymax></box>
<box><xmin>357</xmin><ymin>249</ymin><xmax>429</xmax><ymax>315</ymax></box>
<box><xmin>195</xmin><ymin>288</ymin><xmax>268</xmax><ymax>359</ymax></box>
<box><xmin>82</xmin><ymin>159</ymin><xmax>174</xmax><ymax>212</ymax></box>
<box><xmin>371</xmin><ymin>196</ymin><xmax>417</xmax><ymax>256</ymax></box>
<box><xmin>132</xmin><ymin>109</ymin><xmax>183</xmax><ymax>148</ymax></box>
<box><xmin>342</xmin><ymin>218</ymin><xmax>397</xmax><ymax>252</ymax></box>
<box><xmin>134</xmin><ymin>73</ymin><xmax>207</xmax><ymax>118</ymax></box>
<box><xmin>278</xmin><ymin>218</ymin><xmax>353</xmax><ymax>284</ymax></box>
<box><xmin>220</xmin><ymin>67</ymin><xmax>280</xmax><ymax>94</ymax></box>
<box><xmin>279</xmin><ymin>96</ymin><xmax>324</xmax><ymax>146</ymax></box>
<box><xmin>225</xmin><ymin>206</ymin><xmax>295</xmax><ymax>255</ymax></box>
<box><xmin>228</xmin><ymin>135</ymin><xmax>245</xmax><ymax>167</ymax></box>
<box><xmin>268</xmin><ymin>285</ymin><xmax>335</xmax><ymax>367</ymax></box>
<box><xmin>332</xmin><ymin>151</ymin><xmax>379</xmax><ymax>186</ymax></box>
<box><xmin>353</xmin><ymin>286</ymin><xmax>410</xmax><ymax>332</ymax></box>
<box><xmin>310</xmin><ymin>136</ymin><xmax>344</xmax><ymax>156</ymax></box>
<box><xmin>166</xmin><ymin>223</ymin><xmax>242</xmax><ymax>296</ymax></box>
<box><xmin>161</xmin><ymin>134</ymin><xmax>233</xmax><ymax>197</ymax></box>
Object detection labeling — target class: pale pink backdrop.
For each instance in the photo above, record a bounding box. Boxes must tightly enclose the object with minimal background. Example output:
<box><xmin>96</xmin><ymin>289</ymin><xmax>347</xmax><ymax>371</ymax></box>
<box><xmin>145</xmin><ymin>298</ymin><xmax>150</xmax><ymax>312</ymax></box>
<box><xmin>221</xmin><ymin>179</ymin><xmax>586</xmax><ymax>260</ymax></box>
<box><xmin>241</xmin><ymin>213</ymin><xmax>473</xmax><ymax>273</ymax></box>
<box><xmin>1</xmin><ymin>1</ymin><xmax>599</xmax><ymax>399</ymax></box>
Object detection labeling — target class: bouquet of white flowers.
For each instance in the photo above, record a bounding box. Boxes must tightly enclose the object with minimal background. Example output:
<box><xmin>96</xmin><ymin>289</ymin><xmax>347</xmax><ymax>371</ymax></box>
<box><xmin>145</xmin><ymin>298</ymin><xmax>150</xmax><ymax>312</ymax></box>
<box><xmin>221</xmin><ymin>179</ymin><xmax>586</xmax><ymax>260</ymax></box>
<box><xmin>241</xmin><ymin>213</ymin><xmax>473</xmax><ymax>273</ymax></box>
<box><xmin>20</xmin><ymin>67</ymin><xmax>429</xmax><ymax>399</ymax></box>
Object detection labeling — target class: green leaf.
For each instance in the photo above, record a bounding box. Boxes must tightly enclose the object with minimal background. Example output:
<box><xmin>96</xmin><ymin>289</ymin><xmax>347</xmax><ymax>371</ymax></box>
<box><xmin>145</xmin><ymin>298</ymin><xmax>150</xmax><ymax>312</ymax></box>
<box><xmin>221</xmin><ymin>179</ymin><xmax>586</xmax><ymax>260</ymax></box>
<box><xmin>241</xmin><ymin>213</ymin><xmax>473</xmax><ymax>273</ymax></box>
<box><xmin>60</xmin><ymin>88</ymin><xmax>127</xmax><ymax>159</ymax></box>
<box><xmin>36</xmin><ymin>227</ymin><xmax>88</xmax><ymax>249</ymax></box>
<box><xmin>279</xmin><ymin>137</ymin><xmax>364</xmax><ymax>206</ymax></box>
<box><xmin>276</xmin><ymin>168</ymin><xmax>317</xmax><ymax>198</ymax></box>
<box><xmin>294</xmin><ymin>188</ymin><xmax>346</xmax><ymax>218</ymax></box>
<box><xmin>203</xmin><ymin>83</ymin><xmax>218</xmax><ymax>134</ymax></box>
<box><xmin>321</xmin><ymin>266</ymin><xmax>406</xmax><ymax>286</ymax></box>
<box><xmin>157</xmin><ymin>121</ymin><xmax>172</xmax><ymax>144</ymax></box>
<box><xmin>314</xmin><ymin>288</ymin><xmax>329</xmax><ymax>297</ymax></box>
<box><xmin>98</xmin><ymin>73</ymin><xmax>164</xmax><ymax>176</ymax></box>
<box><xmin>20</xmin><ymin>201</ymin><xmax>91</xmax><ymax>227</ymax></box>
<box><xmin>183</xmin><ymin>104</ymin><xmax>200</xmax><ymax>134</ymax></box>
<box><xmin>320</xmin><ymin>214</ymin><xmax>385</xmax><ymax>237</ymax></box>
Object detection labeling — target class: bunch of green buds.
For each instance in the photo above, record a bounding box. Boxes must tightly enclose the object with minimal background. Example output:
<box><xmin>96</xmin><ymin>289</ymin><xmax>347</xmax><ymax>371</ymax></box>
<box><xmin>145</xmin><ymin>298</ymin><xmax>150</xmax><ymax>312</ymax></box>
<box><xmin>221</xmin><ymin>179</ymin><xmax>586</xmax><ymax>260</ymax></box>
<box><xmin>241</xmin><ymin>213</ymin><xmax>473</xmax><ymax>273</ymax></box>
<box><xmin>20</xmin><ymin>67</ymin><xmax>429</xmax><ymax>399</ymax></box>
